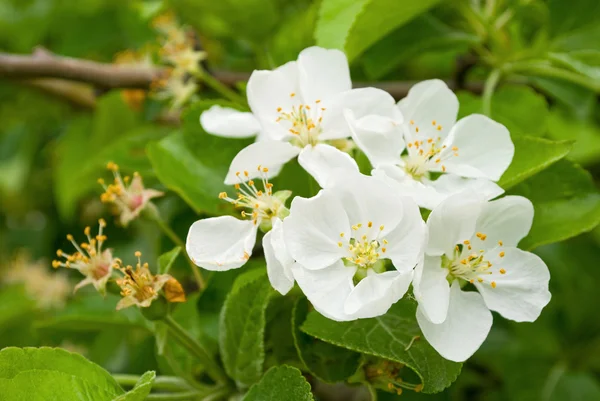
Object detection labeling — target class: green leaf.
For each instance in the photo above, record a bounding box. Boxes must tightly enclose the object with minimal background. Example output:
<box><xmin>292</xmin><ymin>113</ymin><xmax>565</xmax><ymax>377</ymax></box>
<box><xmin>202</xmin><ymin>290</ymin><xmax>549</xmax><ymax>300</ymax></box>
<box><xmin>546</xmin><ymin>109</ymin><xmax>600</xmax><ymax>165</ymax></box>
<box><xmin>269</xmin><ymin>3</ymin><xmax>318</xmax><ymax>66</ymax></box>
<box><xmin>158</xmin><ymin>246</ymin><xmax>181</xmax><ymax>275</ymax></box>
<box><xmin>301</xmin><ymin>299</ymin><xmax>462</xmax><ymax>393</ymax></box>
<box><xmin>0</xmin><ymin>347</ymin><xmax>124</xmax><ymax>400</ymax></box>
<box><xmin>36</xmin><ymin>293</ymin><xmax>149</xmax><ymax>332</ymax></box>
<box><xmin>362</xmin><ymin>15</ymin><xmax>478</xmax><ymax>80</ymax></box>
<box><xmin>219</xmin><ymin>269</ymin><xmax>277</xmax><ymax>388</ymax></box>
<box><xmin>457</xmin><ymin>86</ymin><xmax>549</xmax><ymax>137</ymax></box>
<box><xmin>498</xmin><ymin>136</ymin><xmax>573</xmax><ymax>189</ymax></box>
<box><xmin>113</xmin><ymin>371</ymin><xmax>155</xmax><ymax>401</ymax></box>
<box><xmin>148</xmin><ymin>101</ymin><xmax>251</xmax><ymax>215</ymax></box>
<box><xmin>315</xmin><ymin>0</ymin><xmax>443</xmax><ymax>61</ymax></box>
<box><xmin>549</xmin><ymin>52</ymin><xmax>600</xmax><ymax>81</ymax></box>
<box><xmin>509</xmin><ymin>160</ymin><xmax>600</xmax><ymax>249</ymax></box>
<box><xmin>243</xmin><ymin>365</ymin><xmax>314</xmax><ymax>401</ymax></box>
<box><xmin>292</xmin><ymin>297</ymin><xmax>361</xmax><ymax>383</ymax></box>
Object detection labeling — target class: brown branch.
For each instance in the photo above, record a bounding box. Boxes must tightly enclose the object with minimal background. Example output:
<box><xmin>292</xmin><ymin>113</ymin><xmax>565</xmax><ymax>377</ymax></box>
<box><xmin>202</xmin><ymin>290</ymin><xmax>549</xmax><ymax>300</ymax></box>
<box><xmin>0</xmin><ymin>47</ymin><xmax>161</xmax><ymax>89</ymax></box>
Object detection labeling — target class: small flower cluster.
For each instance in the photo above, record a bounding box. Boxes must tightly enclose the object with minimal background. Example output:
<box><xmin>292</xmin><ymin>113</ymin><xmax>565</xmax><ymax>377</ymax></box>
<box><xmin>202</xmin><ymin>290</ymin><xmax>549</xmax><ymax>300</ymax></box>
<box><xmin>150</xmin><ymin>12</ymin><xmax>205</xmax><ymax>109</ymax></box>
<box><xmin>188</xmin><ymin>46</ymin><xmax>551</xmax><ymax>362</ymax></box>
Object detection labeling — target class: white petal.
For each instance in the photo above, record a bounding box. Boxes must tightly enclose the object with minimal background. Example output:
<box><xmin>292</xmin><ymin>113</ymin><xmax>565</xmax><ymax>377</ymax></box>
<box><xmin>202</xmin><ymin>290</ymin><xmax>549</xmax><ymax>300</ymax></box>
<box><xmin>413</xmin><ymin>255</ymin><xmax>450</xmax><ymax>324</ymax></box>
<box><xmin>297</xmin><ymin>47</ymin><xmax>351</xmax><ymax>105</ymax></box>
<box><xmin>291</xmin><ymin>261</ymin><xmax>356</xmax><ymax>321</ymax></box>
<box><xmin>372</xmin><ymin>165</ymin><xmax>445</xmax><ymax>210</ymax></box>
<box><xmin>186</xmin><ymin>216</ymin><xmax>257</xmax><ymax>271</ymax></box>
<box><xmin>224</xmin><ymin>140</ymin><xmax>300</xmax><ymax>184</ymax></box>
<box><xmin>200</xmin><ymin>105</ymin><xmax>260</xmax><ymax>138</ymax></box>
<box><xmin>429</xmin><ymin>175</ymin><xmax>504</xmax><ymax>205</ymax></box>
<box><xmin>398</xmin><ymin>79</ymin><xmax>458</xmax><ymax>145</ymax></box>
<box><xmin>247</xmin><ymin>62</ymin><xmax>301</xmax><ymax>140</ymax></box>
<box><xmin>297</xmin><ymin>144</ymin><xmax>359</xmax><ymax>187</ymax></box>
<box><xmin>322</xmin><ymin>87</ymin><xmax>403</xmax><ymax>140</ymax></box>
<box><xmin>383</xmin><ymin>196</ymin><xmax>427</xmax><ymax>272</ymax></box>
<box><xmin>472</xmin><ymin>196</ymin><xmax>533</xmax><ymax>249</ymax></box>
<box><xmin>417</xmin><ymin>281</ymin><xmax>493</xmax><ymax>362</ymax></box>
<box><xmin>263</xmin><ymin>220</ymin><xmax>295</xmax><ymax>295</ymax></box>
<box><xmin>283</xmin><ymin>191</ymin><xmax>350</xmax><ymax>270</ymax></box>
<box><xmin>475</xmin><ymin>247</ymin><xmax>551</xmax><ymax>322</ymax></box>
<box><xmin>426</xmin><ymin>192</ymin><xmax>484</xmax><ymax>256</ymax></box>
<box><xmin>344</xmin><ymin>269</ymin><xmax>413</xmax><ymax>318</ymax></box>
<box><xmin>325</xmin><ymin>170</ymin><xmax>404</xmax><ymax>241</ymax></box>
<box><xmin>437</xmin><ymin>114</ymin><xmax>514</xmax><ymax>181</ymax></box>
<box><xmin>346</xmin><ymin>109</ymin><xmax>404</xmax><ymax>167</ymax></box>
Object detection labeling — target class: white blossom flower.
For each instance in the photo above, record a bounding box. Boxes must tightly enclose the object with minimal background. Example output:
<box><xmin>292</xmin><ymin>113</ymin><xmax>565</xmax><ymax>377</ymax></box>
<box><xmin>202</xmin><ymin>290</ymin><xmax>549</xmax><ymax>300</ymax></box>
<box><xmin>200</xmin><ymin>46</ymin><xmax>402</xmax><ymax>187</ymax></box>
<box><xmin>282</xmin><ymin>171</ymin><xmax>426</xmax><ymax>321</ymax></box>
<box><xmin>186</xmin><ymin>165</ymin><xmax>293</xmax><ymax>281</ymax></box>
<box><xmin>52</xmin><ymin>219</ymin><xmax>115</xmax><ymax>294</ymax></box>
<box><xmin>414</xmin><ymin>192</ymin><xmax>551</xmax><ymax>362</ymax></box>
<box><xmin>348</xmin><ymin>79</ymin><xmax>513</xmax><ymax>209</ymax></box>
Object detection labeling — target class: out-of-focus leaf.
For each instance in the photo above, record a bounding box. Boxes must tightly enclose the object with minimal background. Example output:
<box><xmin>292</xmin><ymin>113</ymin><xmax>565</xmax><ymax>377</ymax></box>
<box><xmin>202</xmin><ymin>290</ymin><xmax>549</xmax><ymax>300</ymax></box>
<box><xmin>510</xmin><ymin>160</ymin><xmax>600</xmax><ymax>249</ymax></box>
<box><xmin>548</xmin><ymin>0</ymin><xmax>600</xmax><ymax>39</ymax></box>
<box><xmin>315</xmin><ymin>0</ymin><xmax>443</xmax><ymax>61</ymax></box>
<box><xmin>148</xmin><ymin>101</ymin><xmax>252</xmax><ymax>216</ymax></box>
<box><xmin>362</xmin><ymin>15</ymin><xmax>478</xmax><ymax>79</ymax></box>
<box><xmin>457</xmin><ymin>86</ymin><xmax>549</xmax><ymax>137</ymax></box>
<box><xmin>269</xmin><ymin>2</ymin><xmax>318</xmax><ymax>65</ymax></box>
<box><xmin>530</xmin><ymin>77</ymin><xmax>596</xmax><ymax>119</ymax></box>
<box><xmin>0</xmin><ymin>285</ymin><xmax>36</xmax><ymax>327</ymax></box>
<box><xmin>0</xmin><ymin>347</ymin><xmax>124</xmax><ymax>400</ymax></box>
<box><xmin>113</xmin><ymin>371</ymin><xmax>155</xmax><ymax>401</ymax></box>
<box><xmin>171</xmin><ymin>0</ymin><xmax>279</xmax><ymax>44</ymax></box>
<box><xmin>292</xmin><ymin>297</ymin><xmax>360</xmax><ymax>383</ymax></box>
<box><xmin>243</xmin><ymin>365</ymin><xmax>313</xmax><ymax>401</ymax></box>
<box><xmin>219</xmin><ymin>269</ymin><xmax>276</xmax><ymax>388</ymax></box>
<box><xmin>157</xmin><ymin>247</ymin><xmax>181</xmax><ymax>275</ymax></box>
<box><xmin>499</xmin><ymin>136</ymin><xmax>572</xmax><ymax>189</ymax></box>
<box><xmin>36</xmin><ymin>293</ymin><xmax>149</xmax><ymax>331</ymax></box>
<box><xmin>546</xmin><ymin>109</ymin><xmax>600</xmax><ymax>165</ymax></box>
<box><xmin>301</xmin><ymin>299</ymin><xmax>462</xmax><ymax>394</ymax></box>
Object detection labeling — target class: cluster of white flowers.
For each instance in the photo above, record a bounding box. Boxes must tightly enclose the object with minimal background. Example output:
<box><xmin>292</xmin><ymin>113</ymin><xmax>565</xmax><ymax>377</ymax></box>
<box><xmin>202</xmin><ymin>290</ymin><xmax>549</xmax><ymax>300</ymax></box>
<box><xmin>186</xmin><ymin>47</ymin><xmax>551</xmax><ymax>362</ymax></box>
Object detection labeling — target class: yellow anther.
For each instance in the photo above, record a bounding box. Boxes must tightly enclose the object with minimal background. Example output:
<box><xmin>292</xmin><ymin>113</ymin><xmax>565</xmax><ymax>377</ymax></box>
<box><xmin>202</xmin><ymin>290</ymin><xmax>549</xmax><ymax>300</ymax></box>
<box><xmin>134</xmin><ymin>251</ymin><xmax>142</xmax><ymax>258</ymax></box>
<box><xmin>478</xmin><ymin>278</ymin><xmax>483</xmax><ymax>283</ymax></box>
<box><xmin>277</xmin><ymin>107</ymin><xmax>282</xmax><ymax>112</ymax></box>
<box><xmin>66</xmin><ymin>234</ymin><xmax>74</xmax><ymax>241</ymax></box>
<box><xmin>338</xmin><ymin>242</ymin><xmax>343</xmax><ymax>247</ymax></box>
<box><xmin>432</xmin><ymin>120</ymin><xmax>436</xmax><ymax>125</ymax></box>
<box><xmin>290</xmin><ymin>92</ymin><xmax>296</xmax><ymax>97</ymax></box>
<box><xmin>437</xmin><ymin>125</ymin><xmax>442</xmax><ymax>131</ymax></box>
<box><xmin>382</xmin><ymin>247</ymin><xmax>387</xmax><ymax>253</ymax></box>
<box><xmin>410</xmin><ymin>120</ymin><xmax>414</xmax><ymax>125</ymax></box>
<box><xmin>99</xmin><ymin>218</ymin><xmax>106</xmax><ymax>227</ymax></box>
<box><xmin>442</xmin><ymin>165</ymin><xmax>446</xmax><ymax>172</ymax></box>
<box><xmin>368</xmin><ymin>221</ymin><xmax>373</xmax><ymax>228</ymax></box>
<box><xmin>452</xmin><ymin>146</ymin><xmax>459</xmax><ymax>151</ymax></box>
<box><xmin>498</xmin><ymin>240</ymin><xmax>503</xmax><ymax>246</ymax></box>
<box><xmin>463</xmin><ymin>240</ymin><xmax>470</xmax><ymax>245</ymax></box>
<box><xmin>379</xmin><ymin>225</ymin><xmax>384</xmax><ymax>230</ymax></box>
<box><xmin>97</xmin><ymin>178</ymin><xmax>105</xmax><ymax>185</ymax></box>
<box><xmin>340</xmin><ymin>232</ymin><xmax>345</xmax><ymax>237</ymax></box>
<box><xmin>316</xmin><ymin>99</ymin><xmax>321</xmax><ymax>103</ymax></box>
<box><xmin>499</xmin><ymin>251</ymin><xmax>505</xmax><ymax>258</ymax></box>
<box><xmin>415</xmin><ymin>127</ymin><xmax>419</xmax><ymax>133</ymax></box>
<box><xmin>499</xmin><ymin>268</ymin><xmax>506</xmax><ymax>274</ymax></box>
<box><xmin>52</xmin><ymin>260</ymin><xmax>61</xmax><ymax>268</ymax></box>
<box><xmin>84</xmin><ymin>227</ymin><xmax>91</xmax><ymax>236</ymax></box>
<box><xmin>218</xmin><ymin>192</ymin><xmax>227</xmax><ymax>199</ymax></box>
<box><xmin>491</xmin><ymin>281</ymin><xmax>497</xmax><ymax>288</ymax></box>
<box><xmin>248</xmin><ymin>180</ymin><xmax>254</xmax><ymax>186</ymax></box>
<box><xmin>383</xmin><ymin>239</ymin><xmax>388</xmax><ymax>244</ymax></box>
<box><xmin>244</xmin><ymin>171</ymin><xmax>249</xmax><ymax>177</ymax></box>
<box><xmin>263</xmin><ymin>167</ymin><xmax>269</xmax><ymax>173</ymax></box>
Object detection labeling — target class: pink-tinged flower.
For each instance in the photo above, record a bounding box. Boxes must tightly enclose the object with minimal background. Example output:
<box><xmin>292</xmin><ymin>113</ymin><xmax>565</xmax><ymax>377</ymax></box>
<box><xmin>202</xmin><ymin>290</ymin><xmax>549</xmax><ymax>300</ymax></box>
<box><xmin>99</xmin><ymin>162</ymin><xmax>163</xmax><ymax>227</ymax></box>
<box><xmin>52</xmin><ymin>219</ymin><xmax>116</xmax><ymax>294</ymax></box>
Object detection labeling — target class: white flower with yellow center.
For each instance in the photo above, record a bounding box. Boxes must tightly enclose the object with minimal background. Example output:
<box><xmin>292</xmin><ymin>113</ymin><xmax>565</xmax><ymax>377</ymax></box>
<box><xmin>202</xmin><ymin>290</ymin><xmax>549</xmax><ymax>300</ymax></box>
<box><xmin>282</xmin><ymin>171</ymin><xmax>426</xmax><ymax>321</ymax></box>
<box><xmin>414</xmin><ymin>192</ymin><xmax>551</xmax><ymax>362</ymax></box>
<box><xmin>186</xmin><ymin>166</ymin><xmax>295</xmax><ymax>293</ymax></box>
<box><xmin>52</xmin><ymin>219</ymin><xmax>116</xmax><ymax>294</ymax></box>
<box><xmin>199</xmin><ymin>46</ymin><xmax>402</xmax><ymax>187</ymax></box>
<box><xmin>348</xmin><ymin>79</ymin><xmax>513</xmax><ymax>209</ymax></box>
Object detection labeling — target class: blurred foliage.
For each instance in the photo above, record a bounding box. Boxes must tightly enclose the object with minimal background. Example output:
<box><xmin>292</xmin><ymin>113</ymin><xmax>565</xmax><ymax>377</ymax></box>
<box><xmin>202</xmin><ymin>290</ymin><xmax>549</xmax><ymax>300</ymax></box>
<box><xmin>0</xmin><ymin>0</ymin><xmax>599</xmax><ymax>400</ymax></box>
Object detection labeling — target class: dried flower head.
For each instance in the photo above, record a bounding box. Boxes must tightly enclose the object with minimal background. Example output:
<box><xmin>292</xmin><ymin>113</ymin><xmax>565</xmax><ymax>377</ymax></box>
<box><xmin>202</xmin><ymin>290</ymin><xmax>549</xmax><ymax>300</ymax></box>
<box><xmin>115</xmin><ymin>251</ymin><xmax>185</xmax><ymax>310</ymax></box>
<box><xmin>52</xmin><ymin>219</ymin><xmax>116</xmax><ymax>294</ymax></box>
<box><xmin>99</xmin><ymin>162</ymin><xmax>163</xmax><ymax>226</ymax></box>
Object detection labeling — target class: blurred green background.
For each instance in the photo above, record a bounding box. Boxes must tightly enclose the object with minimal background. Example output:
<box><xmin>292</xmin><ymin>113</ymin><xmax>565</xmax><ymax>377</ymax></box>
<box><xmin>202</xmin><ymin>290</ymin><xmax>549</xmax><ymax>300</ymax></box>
<box><xmin>0</xmin><ymin>0</ymin><xmax>599</xmax><ymax>400</ymax></box>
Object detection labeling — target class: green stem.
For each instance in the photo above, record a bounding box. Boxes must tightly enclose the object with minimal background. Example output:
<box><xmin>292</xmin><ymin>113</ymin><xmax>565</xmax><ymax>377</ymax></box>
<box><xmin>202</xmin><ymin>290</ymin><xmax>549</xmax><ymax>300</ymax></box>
<box><xmin>146</xmin><ymin>391</ymin><xmax>200</xmax><ymax>400</ymax></box>
<box><xmin>113</xmin><ymin>374</ymin><xmax>195</xmax><ymax>392</ymax></box>
<box><xmin>151</xmin><ymin>212</ymin><xmax>206</xmax><ymax>290</ymax></box>
<box><xmin>510</xmin><ymin>62</ymin><xmax>600</xmax><ymax>93</ymax></box>
<box><xmin>163</xmin><ymin>315</ymin><xmax>230</xmax><ymax>384</ymax></box>
<box><xmin>196</xmin><ymin>70</ymin><xmax>246</xmax><ymax>105</ymax></box>
<box><xmin>482</xmin><ymin>68</ymin><xmax>502</xmax><ymax>117</ymax></box>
